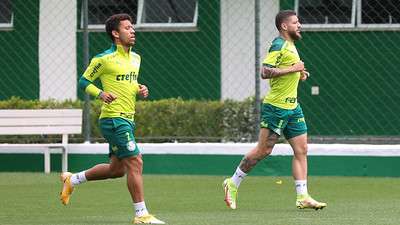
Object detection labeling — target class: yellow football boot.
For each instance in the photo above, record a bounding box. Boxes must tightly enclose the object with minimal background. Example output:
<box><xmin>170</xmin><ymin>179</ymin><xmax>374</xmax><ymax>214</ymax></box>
<box><xmin>60</xmin><ymin>172</ymin><xmax>74</xmax><ymax>205</ymax></box>
<box><xmin>223</xmin><ymin>178</ymin><xmax>238</xmax><ymax>209</ymax></box>
<box><xmin>296</xmin><ymin>195</ymin><xmax>327</xmax><ymax>210</ymax></box>
<box><xmin>133</xmin><ymin>214</ymin><xmax>165</xmax><ymax>224</ymax></box>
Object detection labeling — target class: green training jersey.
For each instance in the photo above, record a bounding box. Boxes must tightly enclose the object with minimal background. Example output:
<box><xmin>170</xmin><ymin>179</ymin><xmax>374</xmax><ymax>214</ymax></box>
<box><xmin>80</xmin><ymin>44</ymin><xmax>141</xmax><ymax>121</ymax></box>
<box><xmin>262</xmin><ymin>36</ymin><xmax>301</xmax><ymax>110</ymax></box>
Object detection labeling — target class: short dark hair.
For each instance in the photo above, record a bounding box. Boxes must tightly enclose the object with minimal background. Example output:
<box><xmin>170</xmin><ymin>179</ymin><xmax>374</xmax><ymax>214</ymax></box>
<box><xmin>105</xmin><ymin>13</ymin><xmax>133</xmax><ymax>42</ymax></box>
<box><xmin>275</xmin><ymin>10</ymin><xmax>297</xmax><ymax>31</ymax></box>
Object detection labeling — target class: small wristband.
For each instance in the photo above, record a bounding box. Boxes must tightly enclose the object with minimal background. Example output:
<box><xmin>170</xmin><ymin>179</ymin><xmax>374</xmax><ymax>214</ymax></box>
<box><xmin>97</xmin><ymin>91</ymin><xmax>104</xmax><ymax>98</ymax></box>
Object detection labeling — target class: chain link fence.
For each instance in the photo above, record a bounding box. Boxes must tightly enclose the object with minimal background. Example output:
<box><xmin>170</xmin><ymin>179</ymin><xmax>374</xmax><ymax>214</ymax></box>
<box><xmin>0</xmin><ymin>0</ymin><xmax>399</xmax><ymax>143</ymax></box>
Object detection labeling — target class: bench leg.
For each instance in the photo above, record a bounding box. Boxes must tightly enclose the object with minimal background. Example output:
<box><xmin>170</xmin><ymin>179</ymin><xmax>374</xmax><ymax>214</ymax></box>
<box><xmin>61</xmin><ymin>134</ymin><xmax>69</xmax><ymax>172</ymax></box>
<box><xmin>44</xmin><ymin>149</ymin><xmax>50</xmax><ymax>174</ymax></box>
<box><xmin>62</xmin><ymin>147</ymin><xmax>68</xmax><ymax>172</ymax></box>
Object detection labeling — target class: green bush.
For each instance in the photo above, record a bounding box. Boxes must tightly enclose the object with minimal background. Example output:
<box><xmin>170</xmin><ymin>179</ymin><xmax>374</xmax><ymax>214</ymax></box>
<box><xmin>135</xmin><ymin>98</ymin><xmax>224</xmax><ymax>142</ymax></box>
<box><xmin>0</xmin><ymin>97</ymin><xmax>257</xmax><ymax>143</ymax></box>
<box><xmin>0</xmin><ymin>96</ymin><xmax>82</xmax><ymax>109</ymax></box>
<box><xmin>222</xmin><ymin>98</ymin><xmax>257</xmax><ymax>142</ymax></box>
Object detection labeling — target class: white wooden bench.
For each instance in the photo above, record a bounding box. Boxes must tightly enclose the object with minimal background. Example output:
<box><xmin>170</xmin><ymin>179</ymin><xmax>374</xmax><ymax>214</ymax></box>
<box><xmin>0</xmin><ymin>109</ymin><xmax>82</xmax><ymax>173</ymax></box>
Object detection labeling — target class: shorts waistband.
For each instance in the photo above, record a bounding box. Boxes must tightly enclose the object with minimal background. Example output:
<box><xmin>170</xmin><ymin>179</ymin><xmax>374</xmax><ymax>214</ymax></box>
<box><xmin>99</xmin><ymin>112</ymin><xmax>135</xmax><ymax>121</ymax></box>
<box><xmin>119</xmin><ymin>112</ymin><xmax>134</xmax><ymax>120</ymax></box>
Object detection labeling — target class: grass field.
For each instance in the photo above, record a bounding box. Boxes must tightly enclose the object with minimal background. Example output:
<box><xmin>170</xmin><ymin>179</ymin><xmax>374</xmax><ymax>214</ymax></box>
<box><xmin>0</xmin><ymin>173</ymin><xmax>399</xmax><ymax>225</ymax></box>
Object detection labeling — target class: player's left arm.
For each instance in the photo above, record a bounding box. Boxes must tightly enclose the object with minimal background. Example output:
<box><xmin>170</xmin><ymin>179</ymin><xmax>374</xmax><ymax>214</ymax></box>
<box><xmin>138</xmin><ymin>84</ymin><xmax>149</xmax><ymax>98</ymax></box>
<box><xmin>299</xmin><ymin>70</ymin><xmax>310</xmax><ymax>81</ymax></box>
<box><xmin>132</xmin><ymin>54</ymin><xmax>148</xmax><ymax>98</ymax></box>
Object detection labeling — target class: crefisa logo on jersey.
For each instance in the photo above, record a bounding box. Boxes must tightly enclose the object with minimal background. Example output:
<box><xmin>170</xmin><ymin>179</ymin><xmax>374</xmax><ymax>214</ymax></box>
<box><xmin>116</xmin><ymin>71</ymin><xmax>137</xmax><ymax>83</ymax></box>
<box><xmin>89</xmin><ymin>63</ymin><xmax>102</xmax><ymax>77</ymax></box>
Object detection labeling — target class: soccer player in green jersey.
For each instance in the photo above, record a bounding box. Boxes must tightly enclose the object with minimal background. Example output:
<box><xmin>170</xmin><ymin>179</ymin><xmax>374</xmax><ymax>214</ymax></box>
<box><xmin>223</xmin><ymin>10</ymin><xmax>326</xmax><ymax>210</ymax></box>
<box><xmin>59</xmin><ymin>14</ymin><xmax>165</xmax><ymax>224</ymax></box>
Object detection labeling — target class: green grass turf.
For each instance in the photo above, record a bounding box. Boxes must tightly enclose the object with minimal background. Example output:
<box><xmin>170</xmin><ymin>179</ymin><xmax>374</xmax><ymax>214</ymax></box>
<box><xmin>0</xmin><ymin>173</ymin><xmax>399</xmax><ymax>225</ymax></box>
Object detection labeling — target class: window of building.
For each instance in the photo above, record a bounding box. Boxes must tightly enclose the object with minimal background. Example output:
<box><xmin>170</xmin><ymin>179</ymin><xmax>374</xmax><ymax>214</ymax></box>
<box><xmin>0</xmin><ymin>0</ymin><xmax>13</xmax><ymax>29</ymax></box>
<box><xmin>82</xmin><ymin>0</ymin><xmax>198</xmax><ymax>31</ymax></box>
<box><xmin>296</xmin><ymin>0</ymin><xmax>356</xmax><ymax>28</ymax></box>
<box><xmin>358</xmin><ymin>0</ymin><xmax>400</xmax><ymax>28</ymax></box>
<box><xmin>296</xmin><ymin>0</ymin><xmax>400</xmax><ymax>30</ymax></box>
<box><xmin>136</xmin><ymin>0</ymin><xmax>198</xmax><ymax>31</ymax></box>
<box><xmin>82</xmin><ymin>0</ymin><xmax>138</xmax><ymax>30</ymax></box>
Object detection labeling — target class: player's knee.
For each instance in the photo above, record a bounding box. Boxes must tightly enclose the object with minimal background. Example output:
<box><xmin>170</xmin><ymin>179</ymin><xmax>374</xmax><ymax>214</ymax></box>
<box><xmin>257</xmin><ymin>138</ymin><xmax>277</xmax><ymax>156</ymax></box>
<box><xmin>262</xmin><ymin>147</ymin><xmax>273</xmax><ymax>156</ymax></box>
<box><xmin>294</xmin><ymin>144</ymin><xmax>308</xmax><ymax>156</ymax></box>
<box><xmin>110</xmin><ymin>168</ymin><xmax>125</xmax><ymax>178</ymax></box>
<box><xmin>257</xmin><ymin>145</ymin><xmax>273</xmax><ymax>157</ymax></box>
<box><xmin>124</xmin><ymin>155</ymin><xmax>143</xmax><ymax>172</ymax></box>
<box><xmin>133</xmin><ymin>155</ymin><xmax>143</xmax><ymax>167</ymax></box>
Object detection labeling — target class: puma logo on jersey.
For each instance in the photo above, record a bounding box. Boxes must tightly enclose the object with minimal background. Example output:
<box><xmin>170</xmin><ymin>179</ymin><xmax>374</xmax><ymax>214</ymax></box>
<box><xmin>131</xmin><ymin>60</ymin><xmax>140</xmax><ymax>67</ymax></box>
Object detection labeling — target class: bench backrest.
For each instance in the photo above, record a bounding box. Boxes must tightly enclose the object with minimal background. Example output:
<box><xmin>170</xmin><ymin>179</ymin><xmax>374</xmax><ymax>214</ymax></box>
<box><xmin>0</xmin><ymin>109</ymin><xmax>82</xmax><ymax>135</ymax></box>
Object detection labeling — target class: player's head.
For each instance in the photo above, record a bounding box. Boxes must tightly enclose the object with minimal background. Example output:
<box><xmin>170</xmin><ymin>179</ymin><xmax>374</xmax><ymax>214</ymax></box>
<box><xmin>105</xmin><ymin>13</ymin><xmax>135</xmax><ymax>46</ymax></box>
<box><xmin>275</xmin><ymin>10</ymin><xmax>301</xmax><ymax>41</ymax></box>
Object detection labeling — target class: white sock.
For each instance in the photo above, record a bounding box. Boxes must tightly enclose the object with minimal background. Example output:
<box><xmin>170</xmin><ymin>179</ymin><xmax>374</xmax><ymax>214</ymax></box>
<box><xmin>134</xmin><ymin>201</ymin><xmax>149</xmax><ymax>217</ymax></box>
<box><xmin>70</xmin><ymin>171</ymin><xmax>87</xmax><ymax>186</ymax></box>
<box><xmin>231</xmin><ymin>167</ymin><xmax>247</xmax><ymax>188</ymax></box>
<box><xmin>295</xmin><ymin>180</ymin><xmax>308</xmax><ymax>196</ymax></box>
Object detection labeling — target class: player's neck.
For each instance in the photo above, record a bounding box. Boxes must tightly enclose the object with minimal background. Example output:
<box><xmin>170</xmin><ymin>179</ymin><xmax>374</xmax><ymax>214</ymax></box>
<box><xmin>121</xmin><ymin>45</ymin><xmax>130</xmax><ymax>53</ymax></box>
<box><xmin>280</xmin><ymin>33</ymin><xmax>294</xmax><ymax>43</ymax></box>
<box><xmin>114</xmin><ymin>41</ymin><xmax>131</xmax><ymax>53</ymax></box>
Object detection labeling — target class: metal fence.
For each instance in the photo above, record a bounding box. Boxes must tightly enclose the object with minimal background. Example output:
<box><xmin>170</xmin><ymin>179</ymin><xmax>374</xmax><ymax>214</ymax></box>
<box><xmin>0</xmin><ymin>0</ymin><xmax>399</xmax><ymax>143</ymax></box>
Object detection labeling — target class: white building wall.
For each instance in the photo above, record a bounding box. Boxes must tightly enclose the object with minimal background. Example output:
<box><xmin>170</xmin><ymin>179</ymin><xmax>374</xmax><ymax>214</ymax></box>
<box><xmin>221</xmin><ymin>0</ymin><xmax>279</xmax><ymax>100</ymax></box>
<box><xmin>39</xmin><ymin>0</ymin><xmax>77</xmax><ymax>100</ymax></box>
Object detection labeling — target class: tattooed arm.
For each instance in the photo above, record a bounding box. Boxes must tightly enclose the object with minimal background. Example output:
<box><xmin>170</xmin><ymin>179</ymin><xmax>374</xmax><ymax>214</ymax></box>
<box><xmin>261</xmin><ymin>61</ymin><xmax>305</xmax><ymax>79</ymax></box>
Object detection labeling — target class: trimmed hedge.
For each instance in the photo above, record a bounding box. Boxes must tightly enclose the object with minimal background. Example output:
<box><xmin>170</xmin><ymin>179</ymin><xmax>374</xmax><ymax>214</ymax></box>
<box><xmin>0</xmin><ymin>97</ymin><xmax>257</xmax><ymax>143</ymax></box>
<box><xmin>135</xmin><ymin>98</ymin><xmax>224</xmax><ymax>142</ymax></box>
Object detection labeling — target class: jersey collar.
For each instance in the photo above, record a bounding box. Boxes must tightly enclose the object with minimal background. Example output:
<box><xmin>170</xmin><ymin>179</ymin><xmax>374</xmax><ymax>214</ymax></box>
<box><xmin>111</xmin><ymin>43</ymin><xmax>132</xmax><ymax>57</ymax></box>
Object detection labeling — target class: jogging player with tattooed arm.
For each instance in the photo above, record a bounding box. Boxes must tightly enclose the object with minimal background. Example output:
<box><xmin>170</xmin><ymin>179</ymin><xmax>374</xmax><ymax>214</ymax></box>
<box><xmin>223</xmin><ymin>10</ymin><xmax>327</xmax><ymax>210</ymax></box>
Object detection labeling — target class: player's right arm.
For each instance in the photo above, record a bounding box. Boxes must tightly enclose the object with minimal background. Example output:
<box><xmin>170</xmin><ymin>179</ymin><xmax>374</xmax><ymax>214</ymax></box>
<box><xmin>78</xmin><ymin>57</ymin><xmax>116</xmax><ymax>103</ymax></box>
<box><xmin>261</xmin><ymin>61</ymin><xmax>304</xmax><ymax>79</ymax></box>
<box><xmin>261</xmin><ymin>38</ymin><xmax>305</xmax><ymax>79</ymax></box>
